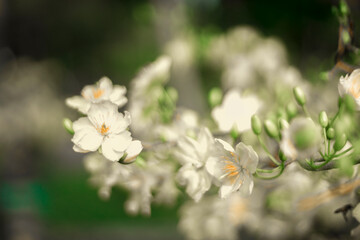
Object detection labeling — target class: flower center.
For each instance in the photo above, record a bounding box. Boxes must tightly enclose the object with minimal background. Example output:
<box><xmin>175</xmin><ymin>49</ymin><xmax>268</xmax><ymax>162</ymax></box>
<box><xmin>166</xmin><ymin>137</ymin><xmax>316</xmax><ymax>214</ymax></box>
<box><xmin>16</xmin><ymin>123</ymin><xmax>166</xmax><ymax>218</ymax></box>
<box><xmin>350</xmin><ymin>77</ymin><xmax>360</xmax><ymax>99</ymax></box>
<box><xmin>92</xmin><ymin>89</ymin><xmax>104</xmax><ymax>99</ymax></box>
<box><xmin>97</xmin><ymin>123</ymin><xmax>110</xmax><ymax>136</ymax></box>
<box><xmin>222</xmin><ymin>152</ymin><xmax>240</xmax><ymax>183</ymax></box>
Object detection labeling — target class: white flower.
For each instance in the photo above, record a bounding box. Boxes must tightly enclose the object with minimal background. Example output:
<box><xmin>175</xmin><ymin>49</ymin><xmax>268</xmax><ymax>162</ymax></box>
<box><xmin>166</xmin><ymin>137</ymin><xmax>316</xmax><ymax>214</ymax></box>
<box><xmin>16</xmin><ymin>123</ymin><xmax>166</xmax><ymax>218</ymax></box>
<box><xmin>338</xmin><ymin>69</ymin><xmax>360</xmax><ymax>110</ymax></box>
<box><xmin>66</xmin><ymin>77</ymin><xmax>127</xmax><ymax>114</ymax></box>
<box><xmin>128</xmin><ymin>56</ymin><xmax>172</xmax><ymax>139</ymax></box>
<box><xmin>175</xmin><ymin>127</ymin><xmax>214</xmax><ymax>202</ymax></box>
<box><xmin>206</xmin><ymin>139</ymin><xmax>258</xmax><ymax>199</ymax></box>
<box><xmin>212</xmin><ymin>89</ymin><xmax>261</xmax><ymax>132</ymax></box>
<box><xmin>71</xmin><ymin>101</ymin><xmax>142</xmax><ymax>161</ymax></box>
<box><xmin>178</xmin><ymin>196</ymin><xmax>238</xmax><ymax>240</ymax></box>
<box><xmin>280</xmin><ymin>117</ymin><xmax>321</xmax><ymax>161</ymax></box>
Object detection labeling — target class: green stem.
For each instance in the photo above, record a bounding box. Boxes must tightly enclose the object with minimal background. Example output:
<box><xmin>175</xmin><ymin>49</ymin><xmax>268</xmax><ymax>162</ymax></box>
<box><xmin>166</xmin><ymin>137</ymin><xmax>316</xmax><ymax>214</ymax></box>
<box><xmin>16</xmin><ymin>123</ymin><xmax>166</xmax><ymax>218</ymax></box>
<box><xmin>333</xmin><ymin>147</ymin><xmax>353</xmax><ymax>158</ymax></box>
<box><xmin>330</xmin><ymin>103</ymin><xmax>344</xmax><ymax>127</ymax></box>
<box><xmin>257</xmin><ymin>136</ymin><xmax>280</xmax><ymax>166</ymax></box>
<box><xmin>256</xmin><ymin>166</ymin><xmax>280</xmax><ymax>173</ymax></box>
<box><xmin>302</xmin><ymin>105</ymin><xmax>311</xmax><ymax>119</ymax></box>
<box><xmin>323</xmin><ymin>128</ymin><xmax>328</xmax><ymax>155</ymax></box>
<box><xmin>254</xmin><ymin>163</ymin><xmax>285</xmax><ymax>180</ymax></box>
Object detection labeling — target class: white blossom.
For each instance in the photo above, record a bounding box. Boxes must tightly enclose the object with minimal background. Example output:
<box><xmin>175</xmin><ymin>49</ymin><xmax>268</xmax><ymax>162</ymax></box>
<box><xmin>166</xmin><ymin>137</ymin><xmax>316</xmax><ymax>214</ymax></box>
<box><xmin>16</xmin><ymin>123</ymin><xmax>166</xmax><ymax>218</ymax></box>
<box><xmin>212</xmin><ymin>89</ymin><xmax>261</xmax><ymax>132</ymax></box>
<box><xmin>66</xmin><ymin>76</ymin><xmax>127</xmax><ymax>114</ymax></box>
<box><xmin>72</xmin><ymin>101</ymin><xmax>142</xmax><ymax>162</ymax></box>
<box><xmin>338</xmin><ymin>69</ymin><xmax>360</xmax><ymax>110</ymax></box>
<box><xmin>206</xmin><ymin>139</ymin><xmax>259</xmax><ymax>198</ymax></box>
<box><xmin>175</xmin><ymin>127</ymin><xmax>214</xmax><ymax>201</ymax></box>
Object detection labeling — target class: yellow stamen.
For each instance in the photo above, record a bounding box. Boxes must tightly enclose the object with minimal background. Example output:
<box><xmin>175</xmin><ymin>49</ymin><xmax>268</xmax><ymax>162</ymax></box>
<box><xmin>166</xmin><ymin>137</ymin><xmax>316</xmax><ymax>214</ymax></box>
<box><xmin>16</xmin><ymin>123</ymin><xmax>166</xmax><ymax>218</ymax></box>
<box><xmin>97</xmin><ymin>123</ymin><xmax>110</xmax><ymax>135</ymax></box>
<box><xmin>92</xmin><ymin>89</ymin><xmax>104</xmax><ymax>99</ymax></box>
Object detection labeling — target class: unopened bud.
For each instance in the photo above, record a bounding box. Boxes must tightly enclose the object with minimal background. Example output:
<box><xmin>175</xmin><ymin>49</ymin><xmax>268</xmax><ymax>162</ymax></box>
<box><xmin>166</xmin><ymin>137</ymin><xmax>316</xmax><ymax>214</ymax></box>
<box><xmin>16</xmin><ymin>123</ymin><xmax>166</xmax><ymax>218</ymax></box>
<box><xmin>319</xmin><ymin>111</ymin><xmax>329</xmax><ymax>128</ymax></box>
<box><xmin>286</xmin><ymin>102</ymin><xmax>298</xmax><ymax>119</ymax></box>
<box><xmin>63</xmin><ymin>118</ymin><xmax>74</xmax><ymax>135</ymax></box>
<box><xmin>278</xmin><ymin>118</ymin><xmax>289</xmax><ymax>131</ymax></box>
<box><xmin>208</xmin><ymin>87</ymin><xmax>223</xmax><ymax>108</ymax></box>
<box><xmin>264</xmin><ymin>120</ymin><xmax>279</xmax><ymax>139</ymax></box>
<box><xmin>327</xmin><ymin>127</ymin><xmax>335</xmax><ymax>140</ymax></box>
<box><xmin>251</xmin><ymin>115</ymin><xmax>262</xmax><ymax>135</ymax></box>
<box><xmin>334</xmin><ymin>133</ymin><xmax>347</xmax><ymax>152</ymax></box>
<box><xmin>293</xmin><ymin>87</ymin><xmax>306</xmax><ymax>106</ymax></box>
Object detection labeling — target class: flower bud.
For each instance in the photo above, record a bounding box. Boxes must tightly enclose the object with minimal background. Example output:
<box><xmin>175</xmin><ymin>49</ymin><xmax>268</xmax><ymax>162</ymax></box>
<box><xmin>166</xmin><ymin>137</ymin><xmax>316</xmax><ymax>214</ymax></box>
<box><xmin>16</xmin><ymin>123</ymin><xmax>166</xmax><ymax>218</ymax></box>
<box><xmin>334</xmin><ymin>133</ymin><xmax>347</xmax><ymax>152</ymax></box>
<box><xmin>293</xmin><ymin>87</ymin><xmax>306</xmax><ymax>106</ymax></box>
<box><xmin>208</xmin><ymin>87</ymin><xmax>223</xmax><ymax>108</ymax></box>
<box><xmin>264</xmin><ymin>120</ymin><xmax>279</xmax><ymax>139</ymax></box>
<box><xmin>286</xmin><ymin>102</ymin><xmax>298</xmax><ymax>119</ymax></box>
<box><xmin>63</xmin><ymin>118</ymin><xmax>74</xmax><ymax>135</ymax></box>
<box><xmin>279</xmin><ymin>150</ymin><xmax>287</xmax><ymax>162</ymax></box>
<box><xmin>326</xmin><ymin>127</ymin><xmax>335</xmax><ymax>140</ymax></box>
<box><xmin>319</xmin><ymin>111</ymin><xmax>329</xmax><ymax>128</ymax></box>
<box><xmin>278</xmin><ymin>118</ymin><xmax>289</xmax><ymax>131</ymax></box>
<box><xmin>251</xmin><ymin>115</ymin><xmax>262</xmax><ymax>135</ymax></box>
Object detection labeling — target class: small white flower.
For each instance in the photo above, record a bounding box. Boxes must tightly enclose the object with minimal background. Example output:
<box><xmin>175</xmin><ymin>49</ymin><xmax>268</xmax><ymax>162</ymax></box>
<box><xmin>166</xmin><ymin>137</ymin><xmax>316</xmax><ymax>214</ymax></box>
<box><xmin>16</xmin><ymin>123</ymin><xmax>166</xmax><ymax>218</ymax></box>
<box><xmin>280</xmin><ymin>117</ymin><xmax>321</xmax><ymax>161</ymax></box>
<box><xmin>72</xmin><ymin>101</ymin><xmax>142</xmax><ymax>161</ymax></box>
<box><xmin>338</xmin><ymin>69</ymin><xmax>360</xmax><ymax>110</ymax></box>
<box><xmin>212</xmin><ymin>89</ymin><xmax>261</xmax><ymax>132</ymax></box>
<box><xmin>206</xmin><ymin>139</ymin><xmax>258</xmax><ymax>199</ymax></box>
<box><xmin>66</xmin><ymin>77</ymin><xmax>127</xmax><ymax>114</ymax></box>
<box><xmin>175</xmin><ymin>127</ymin><xmax>214</xmax><ymax>202</ymax></box>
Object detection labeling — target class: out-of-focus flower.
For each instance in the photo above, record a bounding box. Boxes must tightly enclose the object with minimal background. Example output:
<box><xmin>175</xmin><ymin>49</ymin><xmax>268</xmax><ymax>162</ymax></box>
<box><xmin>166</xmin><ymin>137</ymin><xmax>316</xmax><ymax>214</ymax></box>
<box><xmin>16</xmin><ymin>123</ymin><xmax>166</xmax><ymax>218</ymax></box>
<box><xmin>212</xmin><ymin>89</ymin><xmax>261</xmax><ymax>132</ymax></box>
<box><xmin>178</xmin><ymin>196</ymin><xmax>239</xmax><ymax>240</ymax></box>
<box><xmin>206</xmin><ymin>139</ymin><xmax>259</xmax><ymax>198</ymax></box>
<box><xmin>175</xmin><ymin>127</ymin><xmax>214</xmax><ymax>201</ymax></box>
<box><xmin>72</xmin><ymin>101</ymin><xmax>142</xmax><ymax>161</ymax></box>
<box><xmin>280</xmin><ymin>117</ymin><xmax>321</xmax><ymax>161</ymax></box>
<box><xmin>128</xmin><ymin>56</ymin><xmax>172</xmax><ymax>139</ymax></box>
<box><xmin>66</xmin><ymin>77</ymin><xmax>127</xmax><ymax>114</ymax></box>
<box><xmin>338</xmin><ymin>69</ymin><xmax>360</xmax><ymax>110</ymax></box>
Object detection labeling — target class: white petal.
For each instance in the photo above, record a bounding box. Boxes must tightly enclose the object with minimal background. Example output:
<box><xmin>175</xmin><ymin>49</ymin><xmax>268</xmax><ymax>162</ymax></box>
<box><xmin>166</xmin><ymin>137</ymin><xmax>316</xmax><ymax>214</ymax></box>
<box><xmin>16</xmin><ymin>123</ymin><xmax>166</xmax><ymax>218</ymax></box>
<box><xmin>205</xmin><ymin>157</ymin><xmax>223</xmax><ymax>179</ymax></box>
<box><xmin>238</xmin><ymin>176</ymin><xmax>254</xmax><ymax>196</ymax></box>
<box><xmin>65</xmin><ymin>96</ymin><xmax>90</xmax><ymax>114</ymax></box>
<box><xmin>109</xmin><ymin>85</ymin><xmax>128</xmax><ymax>107</ymax></box>
<box><xmin>111</xmin><ymin>111</ymin><xmax>131</xmax><ymax>133</ymax></box>
<box><xmin>72</xmin><ymin>117</ymin><xmax>94</xmax><ymax>132</ymax></box>
<box><xmin>98</xmin><ymin>76</ymin><xmax>113</xmax><ymax>90</ymax></box>
<box><xmin>219</xmin><ymin>184</ymin><xmax>233</xmax><ymax>199</ymax></box>
<box><xmin>73</xmin><ymin>145</ymin><xmax>90</xmax><ymax>153</ymax></box>
<box><xmin>101</xmin><ymin>132</ymin><xmax>132</xmax><ymax>161</ymax></box>
<box><xmin>123</xmin><ymin>140</ymin><xmax>143</xmax><ymax>163</ymax></box>
<box><xmin>88</xmin><ymin>101</ymin><xmax>118</xmax><ymax>128</ymax></box>
<box><xmin>236</xmin><ymin>142</ymin><xmax>258</xmax><ymax>173</ymax></box>
<box><xmin>71</xmin><ymin>128</ymin><xmax>103</xmax><ymax>151</ymax></box>
<box><xmin>215</xmin><ymin>138</ymin><xmax>235</xmax><ymax>152</ymax></box>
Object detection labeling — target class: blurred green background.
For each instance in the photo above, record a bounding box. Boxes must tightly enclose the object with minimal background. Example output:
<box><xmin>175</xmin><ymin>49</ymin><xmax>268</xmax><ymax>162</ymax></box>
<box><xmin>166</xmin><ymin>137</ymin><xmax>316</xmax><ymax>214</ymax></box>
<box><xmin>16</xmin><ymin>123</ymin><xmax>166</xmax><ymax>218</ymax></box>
<box><xmin>1</xmin><ymin>0</ymin><xmax>360</xmax><ymax>239</ymax></box>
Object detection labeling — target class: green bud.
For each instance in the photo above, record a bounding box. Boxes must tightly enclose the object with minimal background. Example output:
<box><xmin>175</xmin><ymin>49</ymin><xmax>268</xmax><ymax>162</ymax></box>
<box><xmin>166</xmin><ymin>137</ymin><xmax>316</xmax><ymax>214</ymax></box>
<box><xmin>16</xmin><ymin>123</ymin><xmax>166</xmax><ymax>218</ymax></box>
<box><xmin>286</xmin><ymin>102</ymin><xmax>298</xmax><ymax>119</ymax></box>
<box><xmin>63</xmin><ymin>118</ymin><xmax>74</xmax><ymax>135</ymax></box>
<box><xmin>293</xmin><ymin>87</ymin><xmax>306</xmax><ymax>106</ymax></box>
<box><xmin>343</xmin><ymin>94</ymin><xmax>356</xmax><ymax>113</ymax></box>
<box><xmin>319</xmin><ymin>71</ymin><xmax>329</xmax><ymax>82</ymax></box>
<box><xmin>251</xmin><ymin>115</ymin><xmax>262</xmax><ymax>135</ymax></box>
<box><xmin>230</xmin><ymin>127</ymin><xmax>239</xmax><ymax>140</ymax></box>
<box><xmin>342</xmin><ymin>31</ymin><xmax>351</xmax><ymax>45</ymax></box>
<box><xmin>326</xmin><ymin>127</ymin><xmax>335</xmax><ymax>139</ymax></box>
<box><xmin>264</xmin><ymin>120</ymin><xmax>279</xmax><ymax>139</ymax></box>
<box><xmin>208</xmin><ymin>87</ymin><xmax>223</xmax><ymax>108</ymax></box>
<box><xmin>334</xmin><ymin>133</ymin><xmax>347</xmax><ymax>152</ymax></box>
<box><xmin>339</xmin><ymin>0</ymin><xmax>349</xmax><ymax>17</ymax></box>
<box><xmin>319</xmin><ymin>111</ymin><xmax>329</xmax><ymax>128</ymax></box>
<box><xmin>278</xmin><ymin>118</ymin><xmax>289</xmax><ymax>131</ymax></box>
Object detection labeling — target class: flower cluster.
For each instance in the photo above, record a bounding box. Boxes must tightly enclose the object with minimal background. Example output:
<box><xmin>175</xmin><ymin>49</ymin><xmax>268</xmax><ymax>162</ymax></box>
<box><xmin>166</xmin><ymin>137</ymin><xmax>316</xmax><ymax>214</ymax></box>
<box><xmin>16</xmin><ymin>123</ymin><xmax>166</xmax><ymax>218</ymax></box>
<box><xmin>63</xmin><ymin>18</ymin><xmax>360</xmax><ymax>240</ymax></box>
